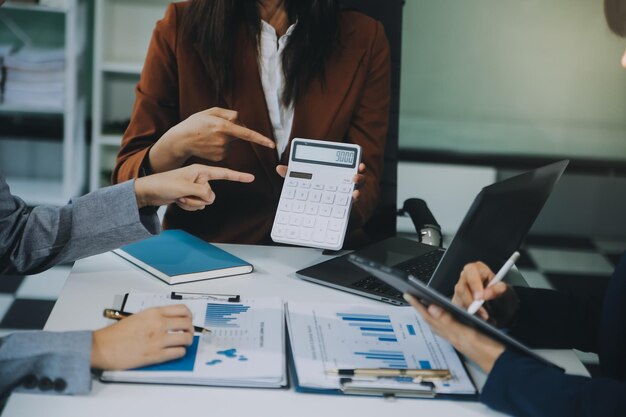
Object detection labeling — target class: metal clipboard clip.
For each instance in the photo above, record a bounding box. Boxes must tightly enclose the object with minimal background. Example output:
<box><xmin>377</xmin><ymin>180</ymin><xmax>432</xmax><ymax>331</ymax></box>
<box><xmin>170</xmin><ymin>292</ymin><xmax>240</xmax><ymax>302</ymax></box>
<box><xmin>339</xmin><ymin>378</ymin><xmax>437</xmax><ymax>399</ymax></box>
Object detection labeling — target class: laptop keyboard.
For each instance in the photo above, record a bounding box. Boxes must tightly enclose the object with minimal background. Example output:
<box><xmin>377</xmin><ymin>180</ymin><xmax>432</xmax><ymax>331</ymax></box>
<box><xmin>397</xmin><ymin>250</ymin><xmax>444</xmax><ymax>282</ymax></box>
<box><xmin>351</xmin><ymin>249</ymin><xmax>444</xmax><ymax>300</ymax></box>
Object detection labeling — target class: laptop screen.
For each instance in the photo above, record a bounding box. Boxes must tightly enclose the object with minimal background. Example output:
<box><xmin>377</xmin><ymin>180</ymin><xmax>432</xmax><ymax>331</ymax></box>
<box><xmin>428</xmin><ymin>160</ymin><xmax>569</xmax><ymax>296</ymax></box>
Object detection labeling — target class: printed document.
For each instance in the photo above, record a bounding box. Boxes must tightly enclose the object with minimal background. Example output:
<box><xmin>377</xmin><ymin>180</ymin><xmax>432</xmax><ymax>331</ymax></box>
<box><xmin>101</xmin><ymin>293</ymin><xmax>286</xmax><ymax>388</ymax></box>
<box><xmin>286</xmin><ymin>302</ymin><xmax>476</xmax><ymax>394</ymax></box>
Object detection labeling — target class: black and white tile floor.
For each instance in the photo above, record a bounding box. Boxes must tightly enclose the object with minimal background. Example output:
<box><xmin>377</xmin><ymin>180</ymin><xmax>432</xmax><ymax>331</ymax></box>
<box><xmin>0</xmin><ymin>235</ymin><xmax>624</xmax><ymax>372</ymax></box>
<box><xmin>0</xmin><ymin>264</ymin><xmax>71</xmax><ymax>338</ymax></box>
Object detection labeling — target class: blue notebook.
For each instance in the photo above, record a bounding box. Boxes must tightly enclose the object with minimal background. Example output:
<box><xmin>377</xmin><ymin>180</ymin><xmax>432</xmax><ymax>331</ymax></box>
<box><xmin>113</xmin><ymin>230</ymin><xmax>253</xmax><ymax>285</ymax></box>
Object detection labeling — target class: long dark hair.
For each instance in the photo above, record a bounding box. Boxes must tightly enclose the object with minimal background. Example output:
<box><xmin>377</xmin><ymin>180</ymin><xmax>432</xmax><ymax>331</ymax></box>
<box><xmin>182</xmin><ymin>0</ymin><xmax>341</xmax><ymax>106</ymax></box>
<box><xmin>605</xmin><ymin>0</ymin><xmax>626</xmax><ymax>37</ymax></box>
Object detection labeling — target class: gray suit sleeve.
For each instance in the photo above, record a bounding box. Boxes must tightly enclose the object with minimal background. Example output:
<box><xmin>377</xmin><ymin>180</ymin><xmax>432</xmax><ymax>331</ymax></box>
<box><xmin>0</xmin><ymin>176</ymin><xmax>160</xmax><ymax>274</ymax></box>
<box><xmin>0</xmin><ymin>331</ymin><xmax>93</xmax><ymax>395</ymax></box>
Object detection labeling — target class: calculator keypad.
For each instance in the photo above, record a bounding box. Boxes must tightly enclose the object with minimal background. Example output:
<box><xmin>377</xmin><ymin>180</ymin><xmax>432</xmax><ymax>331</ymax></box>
<box><xmin>274</xmin><ymin>179</ymin><xmax>352</xmax><ymax>248</ymax></box>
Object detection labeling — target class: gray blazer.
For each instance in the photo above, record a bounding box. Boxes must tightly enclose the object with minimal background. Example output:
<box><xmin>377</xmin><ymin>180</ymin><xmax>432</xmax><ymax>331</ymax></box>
<box><xmin>0</xmin><ymin>175</ymin><xmax>160</xmax><ymax>396</ymax></box>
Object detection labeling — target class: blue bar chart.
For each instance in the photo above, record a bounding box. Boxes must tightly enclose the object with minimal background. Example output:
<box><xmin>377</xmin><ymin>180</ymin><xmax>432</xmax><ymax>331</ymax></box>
<box><xmin>338</xmin><ymin>312</ymin><xmax>434</xmax><ymax>370</ymax></box>
<box><xmin>354</xmin><ymin>349</ymin><xmax>408</xmax><ymax>369</ymax></box>
<box><xmin>337</xmin><ymin>313</ymin><xmax>398</xmax><ymax>342</ymax></box>
<box><xmin>286</xmin><ymin>302</ymin><xmax>478</xmax><ymax>394</ymax></box>
<box><xmin>204</xmin><ymin>303</ymin><xmax>251</xmax><ymax>328</ymax></box>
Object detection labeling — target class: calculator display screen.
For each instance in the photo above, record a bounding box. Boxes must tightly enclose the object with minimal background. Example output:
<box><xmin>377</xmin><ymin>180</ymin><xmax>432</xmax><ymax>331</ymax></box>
<box><xmin>293</xmin><ymin>142</ymin><xmax>357</xmax><ymax>168</ymax></box>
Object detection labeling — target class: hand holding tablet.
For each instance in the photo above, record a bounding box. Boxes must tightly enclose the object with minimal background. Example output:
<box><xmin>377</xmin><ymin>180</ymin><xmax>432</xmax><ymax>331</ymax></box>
<box><xmin>349</xmin><ymin>254</ymin><xmax>563</xmax><ymax>371</ymax></box>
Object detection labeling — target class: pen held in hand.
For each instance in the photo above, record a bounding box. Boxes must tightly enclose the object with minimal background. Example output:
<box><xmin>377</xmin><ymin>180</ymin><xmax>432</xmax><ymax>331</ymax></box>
<box><xmin>103</xmin><ymin>309</ymin><xmax>212</xmax><ymax>334</ymax></box>
<box><xmin>467</xmin><ymin>251</ymin><xmax>520</xmax><ymax>316</ymax></box>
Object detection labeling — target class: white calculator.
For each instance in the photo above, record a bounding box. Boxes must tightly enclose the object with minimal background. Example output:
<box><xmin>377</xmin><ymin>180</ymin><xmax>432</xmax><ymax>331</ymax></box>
<box><xmin>271</xmin><ymin>138</ymin><xmax>362</xmax><ymax>251</ymax></box>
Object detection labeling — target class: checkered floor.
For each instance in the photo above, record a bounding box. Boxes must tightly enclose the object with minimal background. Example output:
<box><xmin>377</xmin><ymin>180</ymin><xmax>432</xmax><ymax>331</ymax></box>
<box><xmin>0</xmin><ymin>235</ymin><xmax>624</xmax><ymax>368</ymax></box>
<box><xmin>0</xmin><ymin>264</ymin><xmax>71</xmax><ymax>338</ymax></box>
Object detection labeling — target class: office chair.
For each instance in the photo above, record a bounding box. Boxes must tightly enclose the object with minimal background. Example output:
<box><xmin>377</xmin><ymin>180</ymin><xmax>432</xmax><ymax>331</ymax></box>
<box><xmin>339</xmin><ymin>1</ymin><xmax>442</xmax><ymax>249</ymax></box>
<box><xmin>339</xmin><ymin>0</ymin><xmax>403</xmax><ymax>245</ymax></box>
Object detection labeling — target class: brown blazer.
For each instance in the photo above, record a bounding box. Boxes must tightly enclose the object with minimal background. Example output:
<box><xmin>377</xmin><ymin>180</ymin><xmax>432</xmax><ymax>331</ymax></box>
<box><xmin>113</xmin><ymin>2</ymin><xmax>390</xmax><ymax>245</ymax></box>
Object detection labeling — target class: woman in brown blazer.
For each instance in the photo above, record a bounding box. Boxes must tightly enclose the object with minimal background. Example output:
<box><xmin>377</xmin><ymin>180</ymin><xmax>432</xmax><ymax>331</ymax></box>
<box><xmin>113</xmin><ymin>0</ymin><xmax>391</xmax><ymax>245</ymax></box>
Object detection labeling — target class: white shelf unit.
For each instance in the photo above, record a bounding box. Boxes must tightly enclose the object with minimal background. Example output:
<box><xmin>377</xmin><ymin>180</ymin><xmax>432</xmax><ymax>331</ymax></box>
<box><xmin>90</xmin><ymin>0</ymin><xmax>173</xmax><ymax>190</ymax></box>
<box><xmin>0</xmin><ymin>0</ymin><xmax>88</xmax><ymax>206</ymax></box>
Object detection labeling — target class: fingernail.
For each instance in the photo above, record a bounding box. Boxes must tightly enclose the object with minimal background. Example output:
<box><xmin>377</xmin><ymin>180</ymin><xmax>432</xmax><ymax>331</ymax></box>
<box><xmin>474</xmin><ymin>291</ymin><xmax>483</xmax><ymax>300</ymax></box>
<box><xmin>428</xmin><ymin>305</ymin><xmax>443</xmax><ymax>317</ymax></box>
<box><xmin>402</xmin><ymin>293</ymin><xmax>412</xmax><ymax>302</ymax></box>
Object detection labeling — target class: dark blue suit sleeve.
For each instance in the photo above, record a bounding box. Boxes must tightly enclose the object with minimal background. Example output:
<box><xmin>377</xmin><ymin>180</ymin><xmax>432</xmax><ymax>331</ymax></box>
<box><xmin>481</xmin><ymin>350</ymin><xmax>626</xmax><ymax>417</ymax></box>
<box><xmin>480</xmin><ymin>254</ymin><xmax>626</xmax><ymax>415</ymax></box>
<box><xmin>508</xmin><ymin>286</ymin><xmax>604</xmax><ymax>352</ymax></box>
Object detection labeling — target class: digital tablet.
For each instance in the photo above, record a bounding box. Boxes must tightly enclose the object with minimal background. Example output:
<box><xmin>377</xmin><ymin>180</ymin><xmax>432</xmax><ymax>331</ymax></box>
<box><xmin>349</xmin><ymin>254</ymin><xmax>564</xmax><ymax>371</ymax></box>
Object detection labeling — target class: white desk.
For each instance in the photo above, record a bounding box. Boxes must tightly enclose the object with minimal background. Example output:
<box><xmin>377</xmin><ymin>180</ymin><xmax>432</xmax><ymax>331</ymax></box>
<box><xmin>3</xmin><ymin>245</ymin><xmax>589</xmax><ymax>417</ymax></box>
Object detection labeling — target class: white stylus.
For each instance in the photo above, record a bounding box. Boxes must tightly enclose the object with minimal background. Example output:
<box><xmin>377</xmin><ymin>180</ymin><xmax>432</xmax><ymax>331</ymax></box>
<box><xmin>467</xmin><ymin>251</ymin><xmax>520</xmax><ymax>315</ymax></box>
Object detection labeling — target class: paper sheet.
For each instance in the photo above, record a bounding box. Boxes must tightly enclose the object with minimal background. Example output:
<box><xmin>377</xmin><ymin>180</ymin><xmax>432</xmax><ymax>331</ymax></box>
<box><xmin>101</xmin><ymin>293</ymin><xmax>286</xmax><ymax>387</ymax></box>
<box><xmin>286</xmin><ymin>302</ymin><xmax>476</xmax><ymax>395</ymax></box>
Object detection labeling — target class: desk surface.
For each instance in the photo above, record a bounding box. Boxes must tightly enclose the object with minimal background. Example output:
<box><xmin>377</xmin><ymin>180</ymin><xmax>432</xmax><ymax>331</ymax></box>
<box><xmin>4</xmin><ymin>244</ymin><xmax>589</xmax><ymax>417</ymax></box>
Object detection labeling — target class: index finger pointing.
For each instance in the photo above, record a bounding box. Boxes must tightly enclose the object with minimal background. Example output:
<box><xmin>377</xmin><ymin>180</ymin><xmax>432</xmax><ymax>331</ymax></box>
<box><xmin>222</xmin><ymin>121</ymin><xmax>275</xmax><ymax>149</ymax></box>
<box><xmin>202</xmin><ymin>167</ymin><xmax>255</xmax><ymax>183</ymax></box>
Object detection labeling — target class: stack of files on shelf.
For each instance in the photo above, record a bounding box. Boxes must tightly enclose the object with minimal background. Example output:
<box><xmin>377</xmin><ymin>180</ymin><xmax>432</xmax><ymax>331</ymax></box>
<box><xmin>286</xmin><ymin>302</ymin><xmax>478</xmax><ymax>398</ymax></box>
<box><xmin>3</xmin><ymin>46</ymin><xmax>65</xmax><ymax>109</ymax></box>
<box><xmin>101</xmin><ymin>293</ymin><xmax>287</xmax><ymax>388</ymax></box>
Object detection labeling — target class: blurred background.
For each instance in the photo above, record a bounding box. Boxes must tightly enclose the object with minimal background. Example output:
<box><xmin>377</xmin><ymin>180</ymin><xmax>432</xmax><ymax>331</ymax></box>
<box><xmin>0</xmin><ymin>0</ymin><xmax>624</xmax><ymax>373</ymax></box>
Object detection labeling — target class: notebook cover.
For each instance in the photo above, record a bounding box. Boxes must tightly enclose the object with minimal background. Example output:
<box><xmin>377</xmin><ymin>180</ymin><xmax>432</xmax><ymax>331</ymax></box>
<box><xmin>113</xmin><ymin>230</ymin><xmax>253</xmax><ymax>284</ymax></box>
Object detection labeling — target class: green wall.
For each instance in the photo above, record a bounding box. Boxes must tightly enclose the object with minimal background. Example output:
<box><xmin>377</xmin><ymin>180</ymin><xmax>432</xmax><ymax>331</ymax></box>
<box><xmin>399</xmin><ymin>0</ymin><xmax>626</xmax><ymax>161</ymax></box>
<box><xmin>3</xmin><ymin>1</ymin><xmax>625</xmax><ymax>162</ymax></box>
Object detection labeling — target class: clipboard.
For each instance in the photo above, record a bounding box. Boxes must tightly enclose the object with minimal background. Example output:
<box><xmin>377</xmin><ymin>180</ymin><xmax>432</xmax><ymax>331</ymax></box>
<box><xmin>349</xmin><ymin>254</ymin><xmax>565</xmax><ymax>372</ymax></box>
<box><xmin>289</xmin><ymin>355</ymin><xmax>480</xmax><ymax>400</ymax></box>
<box><xmin>169</xmin><ymin>291</ymin><xmax>241</xmax><ymax>302</ymax></box>
<box><xmin>119</xmin><ymin>292</ymin><xmax>241</xmax><ymax>311</ymax></box>
<box><xmin>102</xmin><ymin>293</ymin><xmax>287</xmax><ymax>388</ymax></box>
<box><xmin>285</xmin><ymin>303</ymin><xmax>481</xmax><ymax>400</ymax></box>
<box><xmin>287</xmin><ymin>339</ymin><xmax>480</xmax><ymax>400</ymax></box>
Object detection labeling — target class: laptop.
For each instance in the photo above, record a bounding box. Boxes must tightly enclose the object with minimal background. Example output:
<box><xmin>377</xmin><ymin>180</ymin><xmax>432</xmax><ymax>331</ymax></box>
<box><xmin>296</xmin><ymin>160</ymin><xmax>569</xmax><ymax>304</ymax></box>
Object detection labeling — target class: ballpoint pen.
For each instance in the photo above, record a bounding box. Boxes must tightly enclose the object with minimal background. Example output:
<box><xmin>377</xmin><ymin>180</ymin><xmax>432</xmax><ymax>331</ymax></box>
<box><xmin>327</xmin><ymin>368</ymin><xmax>452</xmax><ymax>381</ymax></box>
<box><xmin>467</xmin><ymin>251</ymin><xmax>520</xmax><ymax>315</ymax></box>
<box><xmin>103</xmin><ymin>309</ymin><xmax>212</xmax><ymax>334</ymax></box>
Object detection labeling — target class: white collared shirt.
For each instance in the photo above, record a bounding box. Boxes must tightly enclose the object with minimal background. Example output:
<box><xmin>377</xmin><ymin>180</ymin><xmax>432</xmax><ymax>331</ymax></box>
<box><xmin>258</xmin><ymin>20</ymin><xmax>297</xmax><ymax>159</ymax></box>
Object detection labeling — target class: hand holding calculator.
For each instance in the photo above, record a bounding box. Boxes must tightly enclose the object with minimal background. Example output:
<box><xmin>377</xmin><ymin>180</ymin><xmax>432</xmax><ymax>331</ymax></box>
<box><xmin>271</xmin><ymin>138</ymin><xmax>362</xmax><ymax>251</ymax></box>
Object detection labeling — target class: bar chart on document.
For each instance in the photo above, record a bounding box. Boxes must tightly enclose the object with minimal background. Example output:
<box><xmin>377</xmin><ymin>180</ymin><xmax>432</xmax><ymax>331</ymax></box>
<box><xmin>286</xmin><ymin>303</ymin><xmax>476</xmax><ymax>394</ymax></box>
<box><xmin>337</xmin><ymin>312</ymin><xmax>413</xmax><ymax>370</ymax></box>
<box><xmin>204</xmin><ymin>302</ymin><xmax>256</xmax><ymax>349</ymax></box>
<box><xmin>201</xmin><ymin>302</ymin><xmax>258</xmax><ymax>367</ymax></box>
<box><xmin>106</xmin><ymin>293</ymin><xmax>286</xmax><ymax>387</ymax></box>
